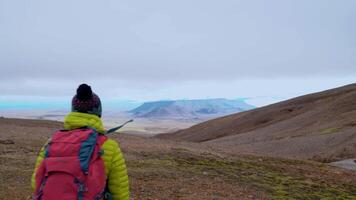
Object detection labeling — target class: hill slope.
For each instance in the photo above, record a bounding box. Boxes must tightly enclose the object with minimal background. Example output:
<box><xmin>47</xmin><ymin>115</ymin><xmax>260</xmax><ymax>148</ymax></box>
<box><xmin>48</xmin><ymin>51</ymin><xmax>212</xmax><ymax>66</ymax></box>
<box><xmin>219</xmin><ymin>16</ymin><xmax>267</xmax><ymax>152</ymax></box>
<box><xmin>157</xmin><ymin>84</ymin><xmax>356</xmax><ymax>161</ymax></box>
<box><xmin>129</xmin><ymin>98</ymin><xmax>254</xmax><ymax>119</ymax></box>
<box><xmin>1</xmin><ymin>118</ymin><xmax>356</xmax><ymax>199</ymax></box>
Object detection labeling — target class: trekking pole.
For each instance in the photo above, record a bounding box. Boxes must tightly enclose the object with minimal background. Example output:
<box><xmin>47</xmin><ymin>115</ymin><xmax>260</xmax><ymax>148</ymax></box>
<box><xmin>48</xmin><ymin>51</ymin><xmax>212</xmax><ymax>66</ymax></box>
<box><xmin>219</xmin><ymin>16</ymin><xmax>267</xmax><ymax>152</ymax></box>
<box><xmin>106</xmin><ymin>119</ymin><xmax>134</xmax><ymax>134</ymax></box>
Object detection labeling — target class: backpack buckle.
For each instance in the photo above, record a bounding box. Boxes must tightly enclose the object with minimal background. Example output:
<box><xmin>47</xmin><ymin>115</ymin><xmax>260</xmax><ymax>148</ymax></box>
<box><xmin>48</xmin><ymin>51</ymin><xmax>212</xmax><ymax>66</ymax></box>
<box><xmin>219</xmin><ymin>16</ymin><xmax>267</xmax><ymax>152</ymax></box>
<box><xmin>78</xmin><ymin>183</ymin><xmax>88</xmax><ymax>192</ymax></box>
<box><xmin>74</xmin><ymin>179</ymin><xmax>88</xmax><ymax>193</ymax></box>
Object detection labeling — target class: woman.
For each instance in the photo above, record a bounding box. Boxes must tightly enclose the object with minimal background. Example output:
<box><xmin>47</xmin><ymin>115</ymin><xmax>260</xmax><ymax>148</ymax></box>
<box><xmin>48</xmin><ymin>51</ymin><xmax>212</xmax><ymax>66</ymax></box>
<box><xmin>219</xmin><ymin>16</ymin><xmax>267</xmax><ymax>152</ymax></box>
<box><xmin>31</xmin><ymin>84</ymin><xmax>130</xmax><ymax>200</ymax></box>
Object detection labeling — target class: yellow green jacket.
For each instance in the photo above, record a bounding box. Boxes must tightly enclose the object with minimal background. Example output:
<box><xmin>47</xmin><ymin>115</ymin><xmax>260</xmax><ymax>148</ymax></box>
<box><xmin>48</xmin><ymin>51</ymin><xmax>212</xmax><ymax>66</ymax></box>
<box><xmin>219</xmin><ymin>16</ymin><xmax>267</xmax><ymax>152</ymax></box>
<box><xmin>31</xmin><ymin>112</ymin><xmax>130</xmax><ymax>200</ymax></box>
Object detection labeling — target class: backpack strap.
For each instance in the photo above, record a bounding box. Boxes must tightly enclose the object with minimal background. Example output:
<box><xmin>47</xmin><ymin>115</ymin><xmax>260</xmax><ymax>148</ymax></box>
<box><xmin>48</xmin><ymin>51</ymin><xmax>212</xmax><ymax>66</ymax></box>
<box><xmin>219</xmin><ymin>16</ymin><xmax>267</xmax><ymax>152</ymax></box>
<box><xmin>33</xmin><ymin>177</ymin><xmax>48</xmax><ymax>200</ymax></box>
<box><xmin>78</xmin><ymin>128</ymin><xmax>99</xmax><ymax>174</ymax></box>
<box><xmin>105</xmin><ymin>192</ymin><xmax>113</xmax><ymax>200</ymax></box>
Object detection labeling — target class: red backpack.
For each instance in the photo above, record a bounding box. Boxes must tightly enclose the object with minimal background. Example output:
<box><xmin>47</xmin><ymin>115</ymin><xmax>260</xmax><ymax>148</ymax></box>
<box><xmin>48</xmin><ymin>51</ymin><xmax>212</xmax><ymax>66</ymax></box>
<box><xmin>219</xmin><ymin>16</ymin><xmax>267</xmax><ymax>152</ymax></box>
<box><xmin>33</xmin><ymin>128</ymin><xmax>108</xmax><ymax>200</ymax></box>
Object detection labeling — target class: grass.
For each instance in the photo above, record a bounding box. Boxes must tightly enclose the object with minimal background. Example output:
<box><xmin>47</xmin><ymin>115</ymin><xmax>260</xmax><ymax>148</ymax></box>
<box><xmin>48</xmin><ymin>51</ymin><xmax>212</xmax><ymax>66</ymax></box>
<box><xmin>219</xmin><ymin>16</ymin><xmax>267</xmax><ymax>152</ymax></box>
<box><xmin>2</xmin><ymin>136</ymin><xmax>356</xmax><ymax>199</ymax></box>
<box><xmin>127</xmin><ymin>151</ymin><xmax>356</xmax><ymax>200</ymax></box>
<box><xmin>320</xmin><ymin>127</ymin><xmax>342</xmax><ymax>135</ymax></box>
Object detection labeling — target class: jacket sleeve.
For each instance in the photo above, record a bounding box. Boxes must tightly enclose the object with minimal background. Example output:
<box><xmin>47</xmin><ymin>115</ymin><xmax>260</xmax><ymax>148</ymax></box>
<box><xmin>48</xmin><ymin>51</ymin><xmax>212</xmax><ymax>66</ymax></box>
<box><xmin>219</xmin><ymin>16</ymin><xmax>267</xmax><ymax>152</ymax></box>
<box><xmin>107</xmin><ymin>141</ymin><xmax>130</xmax><ymax>200</ymax></box>
<box><xmin>31</xmin><ymin>145</ymin><xmax>46</xmax><ymax>191</ymax></box>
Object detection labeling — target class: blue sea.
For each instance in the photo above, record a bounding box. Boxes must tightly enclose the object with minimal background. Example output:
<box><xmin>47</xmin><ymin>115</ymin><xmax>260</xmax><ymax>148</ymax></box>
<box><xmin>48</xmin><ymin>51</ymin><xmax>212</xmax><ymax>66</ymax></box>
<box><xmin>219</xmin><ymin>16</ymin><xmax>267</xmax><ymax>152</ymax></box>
<box><xmin>0</xmin><ymin>102</ymin><xmax>69</xmax><ymax>110</ymax></box>
<box><xmin>0</xmin><ymin>99</ymin><xmax>141</xmax><ymax>111</ymax></box>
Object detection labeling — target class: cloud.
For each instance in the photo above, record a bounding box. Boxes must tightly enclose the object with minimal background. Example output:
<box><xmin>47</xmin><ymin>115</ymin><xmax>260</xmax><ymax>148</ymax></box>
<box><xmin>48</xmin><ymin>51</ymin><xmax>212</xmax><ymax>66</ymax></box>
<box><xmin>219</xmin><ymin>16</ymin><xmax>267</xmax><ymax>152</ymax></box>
<box><xmin>0</xmin><ymin>0</ymin><xmax>355</xmax><ymax>97</ymax></box>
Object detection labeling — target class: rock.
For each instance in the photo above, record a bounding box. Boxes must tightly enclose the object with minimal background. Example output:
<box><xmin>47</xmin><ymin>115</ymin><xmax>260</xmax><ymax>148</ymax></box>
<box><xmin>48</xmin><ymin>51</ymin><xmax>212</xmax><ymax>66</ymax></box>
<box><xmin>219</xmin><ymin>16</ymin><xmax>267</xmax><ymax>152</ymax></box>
<box><xmin>0</xmin><ymin>139</ymin><xmax>15</xmax><ymax>144</ymax></box>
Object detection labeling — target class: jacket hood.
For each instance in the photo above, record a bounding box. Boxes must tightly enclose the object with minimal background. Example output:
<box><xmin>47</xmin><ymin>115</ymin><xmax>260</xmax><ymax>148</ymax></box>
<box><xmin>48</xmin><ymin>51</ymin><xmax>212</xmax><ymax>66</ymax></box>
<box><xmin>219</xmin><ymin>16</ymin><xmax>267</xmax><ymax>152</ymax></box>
<box><xmin>64</xmin><ymin>112</ymin><xmax>106</xmax><ymax>134</ymax></box>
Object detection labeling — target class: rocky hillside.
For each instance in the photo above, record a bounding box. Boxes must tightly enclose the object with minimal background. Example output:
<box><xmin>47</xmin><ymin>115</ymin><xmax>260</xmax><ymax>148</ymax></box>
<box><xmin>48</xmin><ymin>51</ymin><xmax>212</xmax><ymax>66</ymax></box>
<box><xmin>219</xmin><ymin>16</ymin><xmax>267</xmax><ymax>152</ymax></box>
<box><xmin>157</xmin><ymin>84</ymin><xmax>356</xmax><ymax>162</ymax></box>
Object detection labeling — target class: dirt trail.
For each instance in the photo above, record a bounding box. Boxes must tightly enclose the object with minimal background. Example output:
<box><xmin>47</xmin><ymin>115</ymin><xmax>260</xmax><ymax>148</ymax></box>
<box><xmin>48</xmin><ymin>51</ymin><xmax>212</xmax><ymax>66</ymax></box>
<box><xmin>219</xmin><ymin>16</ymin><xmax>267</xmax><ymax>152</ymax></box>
<box><xmin>1</xmin><ymin>118</ymin><xmax>356</xmax><ymax>199</ymax></box>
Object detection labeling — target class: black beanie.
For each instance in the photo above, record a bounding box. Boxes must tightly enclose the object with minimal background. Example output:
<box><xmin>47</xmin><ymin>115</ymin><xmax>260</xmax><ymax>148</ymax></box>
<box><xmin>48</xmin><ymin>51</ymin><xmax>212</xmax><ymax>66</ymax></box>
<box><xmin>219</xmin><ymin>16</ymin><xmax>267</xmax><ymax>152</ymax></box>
<box><xmin>72</xmin><ymin>84</ymin><xmax>102</xmax><ymax>117</ymax></box>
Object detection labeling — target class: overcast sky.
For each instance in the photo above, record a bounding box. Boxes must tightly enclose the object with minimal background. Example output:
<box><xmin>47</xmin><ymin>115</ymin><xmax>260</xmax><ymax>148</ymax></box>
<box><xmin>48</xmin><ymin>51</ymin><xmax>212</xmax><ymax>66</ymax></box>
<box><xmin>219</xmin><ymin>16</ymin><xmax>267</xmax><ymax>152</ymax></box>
<box><xmin>0</xmin><ymin>0</ymin><xmax>355</xmax><ymax>106</ymax></box>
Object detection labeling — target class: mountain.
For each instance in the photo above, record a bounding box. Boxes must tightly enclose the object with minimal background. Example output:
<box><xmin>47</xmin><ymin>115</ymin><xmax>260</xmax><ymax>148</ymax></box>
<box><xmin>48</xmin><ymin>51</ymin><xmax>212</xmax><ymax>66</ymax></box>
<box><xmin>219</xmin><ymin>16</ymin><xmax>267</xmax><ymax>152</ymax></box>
<box><xmin>129</xmin><ymin>98</ymin><xmax>255</xmax><ymax>119</ymax></box>
<box><xmin>157</xmin><ymin>84</ymin><xmax>356</xmax><ymax>162</ymax></box>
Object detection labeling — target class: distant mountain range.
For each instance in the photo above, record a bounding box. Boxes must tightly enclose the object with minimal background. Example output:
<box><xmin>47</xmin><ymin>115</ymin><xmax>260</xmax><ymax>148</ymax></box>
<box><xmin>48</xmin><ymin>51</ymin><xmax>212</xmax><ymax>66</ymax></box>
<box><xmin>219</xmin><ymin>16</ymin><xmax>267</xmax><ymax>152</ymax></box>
<box><xmin>129</xmin><ymin>98</ymin><xmax>255</xmax><ymax>119</ymax></box>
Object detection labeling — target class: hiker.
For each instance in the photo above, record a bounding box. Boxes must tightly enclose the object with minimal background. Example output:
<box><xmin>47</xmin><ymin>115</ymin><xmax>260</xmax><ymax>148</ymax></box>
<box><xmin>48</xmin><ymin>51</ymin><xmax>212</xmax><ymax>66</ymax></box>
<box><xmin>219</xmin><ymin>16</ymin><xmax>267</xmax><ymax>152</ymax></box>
<box><xmin>31</xmin><ymin>84</ymin><xmax>130</xmax><ymax>200</ymax></box>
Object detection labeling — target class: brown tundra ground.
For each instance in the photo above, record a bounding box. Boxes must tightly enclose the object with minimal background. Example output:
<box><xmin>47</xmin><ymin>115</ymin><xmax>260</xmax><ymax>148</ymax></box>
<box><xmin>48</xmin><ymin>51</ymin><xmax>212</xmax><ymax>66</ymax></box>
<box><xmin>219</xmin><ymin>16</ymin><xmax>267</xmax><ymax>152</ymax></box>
<box><xmin>0</xmin><ymin>118</ymin><xmax>355</xmax><ymax>200</ymax></box>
